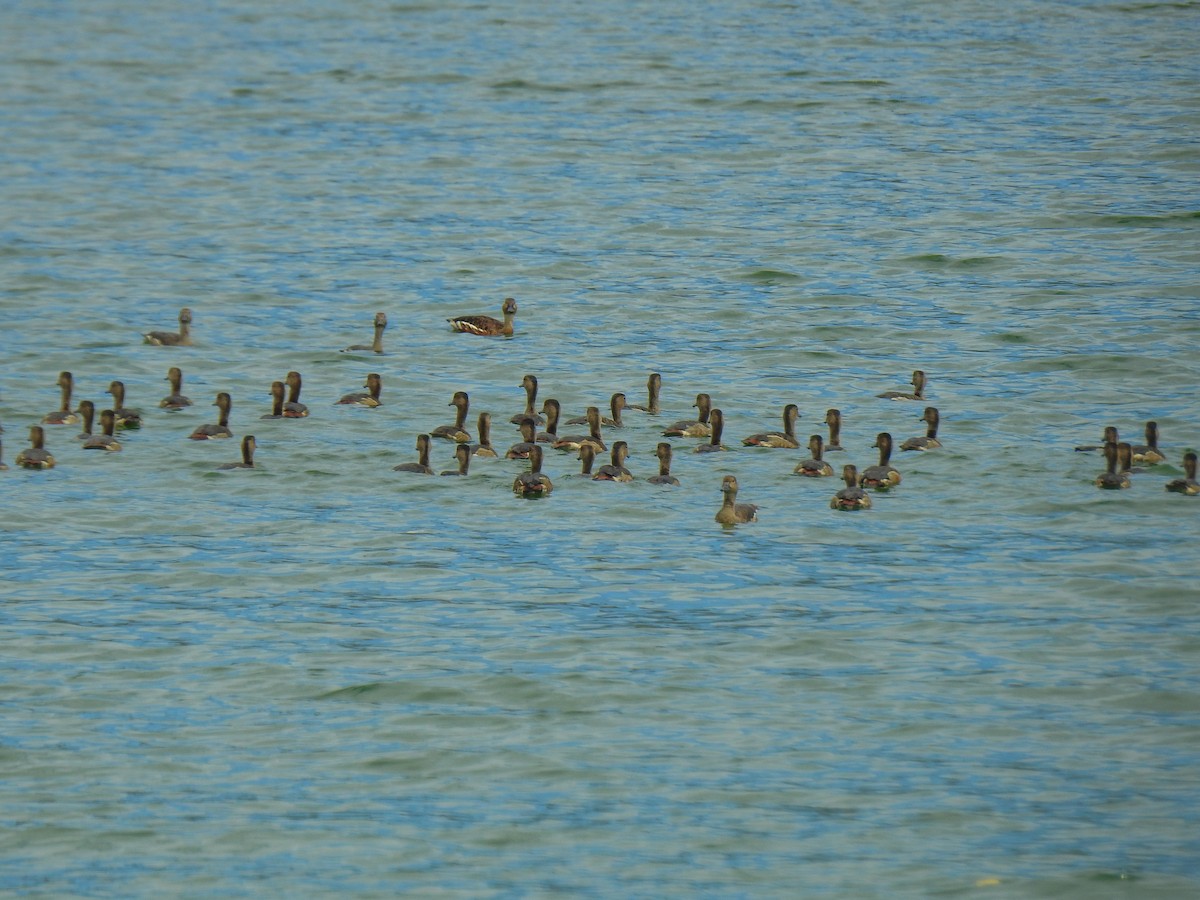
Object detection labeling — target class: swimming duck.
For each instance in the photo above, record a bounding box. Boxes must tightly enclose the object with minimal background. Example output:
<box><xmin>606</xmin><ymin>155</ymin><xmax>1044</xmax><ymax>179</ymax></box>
<box><xmin>218</xmin><ymin>435</ymin><xmax>256</xmax><ymax>469</ymax></box>
<box><xmin>627</xmin><ymin>373</ymin><xmax>662</xmax><ymax>414</ymax></box>
<box><xmin>1130</xmin><ymin>421</ymin><xmax>1165</xmax><ymax>465</ymax></box>
<box><xmin>394</xmin><ymin>434</ymin><xmax>434</xmax><ymax>474</ymax></box>
<box><xmin>261</xmin><ymin>381</ymin><xmax>286</xmax><ymax>419</ymax></box>
<box><xmin>160</xmin><ymin>367</ymin><xmax>192</xmax><ymax>409</ymax></box>
<box><xmin>647</xmin><ymin>442</ymin><xmax>680</xmax><ymax>485</ymax></box>
<box><xmin>449</xmin><ymin>297</ymin><xmax>518</xmax><ymax>336</ymax></box>
<box><xmin>506</xmin><ymin>419</ymin><xmax>539</xmax><ymax>459</ymax></box>
<box><xmin>15</xmin><ymin>425</ymin><xmax>55</xmax><ymax>469</ymax></box>
<box><xmin>901</xmin><ymin>407</ymin><xmax>942</xmax><ymax>451</ymax></box>
<box><xmin>83</xmin><ymin>409</ymin><xmax>122</xmax><ymax>451</ymax></box>
<box><xmin>283</xmin><ymin>371</ymin><xmax>309</xmax><ymax>418</ymax></box>
<box><xmin>695</xmin><ymin>409</ymin><xmax>727</xmax><ymax>453</ymax></box>
<box><xmin>715</xmin><ymin>475</ymin><xmax>757</xmax><ymax>525</ymax></box>
<box><xmin>566</xmin><ymin>392</ymin><xmax>627</xmax><ymax>428</ymax></box>
<box><xmin>576</xmin><ymin>443</ymin><xmax>597</xmax><ymax>477</ymax></box>
<box><xmin>431</xmin><ymin>391</ymin><xmax>471</xmax><ymax>442</ymax></box>
<box><xmin>106</xmin><ymin>380</ymin><xmax>142</xmax><ymax>429</ymax></box>
<box><xmin>336</xmin><ymin>373</ymin><xmax>383</xmax><ymax>407</ymax></box>
<box><xmin>510</xmin><ymin>374</ymin><xmax>545</xmax><ymax>425</ymax></box>
<box><xmin>189</xmin><ymin>392</ymin><xmax>234</xmax><ymax>440</ymax></box>
<box><xmin>1165</xmin><ymin>452</ymin><xmax>1199</xmax><ymax>495</ymax></box>
<box><xmin>878</xmin><ymin>370</ymin><xmax>926</xmax><ymax>401</ymax></box>
<box><xmin>794</xmin><ymin>434</ymin><xmax>835</xmax><ymax>477</ymax></box>
<box><xmin>76</xmin><ymin>400</ymin><xmax>96</xmax><ymax>440</ymax></box>
<box><xmin>1095</xmin><ymin>441</ymin><xmax>1131</xmax><ymax>489</ymax></box>
<box><xmin>471</xmin><ymin>412</ymin><xmax>498</xmax><ymax>457</ymax></box>
<box><xmin>663</xmin><ymin>393</ymin><xmax>713</xmax><ymax>437</ymax></box>
<box><xmin>143</xmin><ymin>307</ymin><xmax>193</xmax><ymax>346</ymax></box>
<box><xmin>831</xmin><ymin>465</ymin><xmax>871</xmax><ymax>510</ymax></box>
<box><xmin>513</xmin><ymin>444</ymin><xmax>553</xmax><ymax>496</ymax></box>
<box><xmin>742</xmin><ymin>403</ymin><xmax>800</xmax><ymax>448</ymax></box>
<box><xmin>441</xmin><ymin>444</ymin><xmax>472</xmax><ymax>476</ymax></box>
<box><xmin>552</xmin><ymin>406</ymin><xmax>606</xmax><ymax>453</ymax></box>
<box><xmin>342</xmin><ymin>311</ymin><xmax>387</xmax><ymax>353</ymax></box>
<box><xmin>1075</xmin><ymin>426</ymin><xmax>1119</xmax><ymax>452</ymax></box>
<box><xmin>536</xmin><ymin>399</ymin><xmax>561</xmax><ymax>443</ymax></box>
<box><xmin>593</xmin><ymin>441</ymin><xmax>634</xmax><ymax>482</ymax></box>
<box><xmin>859</xmin><ymin>433</ymin><xmax>901</xmax><ymax>488</ymax></box>
<box><xmin>824</xmin><ymin>408</ymin><xmax>844</xmax><ymax>452</ymax></box>
<box><xmin>42</xmin><ymin>372</ymin><xmax>79</xmax><ymax>425</ymax></box>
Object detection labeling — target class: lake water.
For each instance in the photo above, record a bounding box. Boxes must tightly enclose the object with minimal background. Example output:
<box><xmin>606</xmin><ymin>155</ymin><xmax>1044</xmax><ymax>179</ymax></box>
<box><xmin>2</xmin><ymin>0</ymin><xmax>1199</xmax><ymax>896</ymax></box>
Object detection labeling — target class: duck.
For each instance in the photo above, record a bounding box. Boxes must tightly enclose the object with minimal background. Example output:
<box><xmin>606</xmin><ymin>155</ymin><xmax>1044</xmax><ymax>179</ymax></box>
<box><xmin>83</xmin><ymin>409</ymin><xmax>122</xmax><ymax>451</ymax></box>
<box><xmin>431</xmin><ymin>391</ymin><xmax>471</xmax><ymax>442</ymax></box>
<box><xmin>695</xmin><ymin>409</ymin><xmax>727</xmax><ymax>453</ymax></box>
<box><xmin>1095</xmin><ymin>441</ymin><xmax>1131</xmax><ymax>489</ymax></box>
<box><xmin>189</xmin><ymin>392</ymin><xmax>234</xmax><ymax>440</ymax></box>
<box><xmin>901</xmin><ymin>407</ymin><xmax>942</xmax><ymax>451</ymax></box>
<box><xmin>1130</xmin><ymin>421</ymin><xmax>1165</xmax><ymax>465</ymax></box>
<box><xmin>513</xmin><ymin>444</ymin><xmax>553</xmax><ymax>496</ymax></box>
<box><xmin>824</xmin><ymin>408</ymin><xmax>844</xmax><ymax>452</ymax></box>
<box><xmin>506</xmin><ymin>419</ymin><xmax>539</xmax><ymax>459</ymax></box>
<box><xmin>342</xmin><ymin>311</ymin><xmax>387</xmax><ymax>353</ymax></box>
<box><xmin>394</xmin><ymin>434</ymin><xmax>434</xmax><ymax>474</ymax></box>
<box><xmin>794</xmin><ymin>434</ymin><xmax>835</xmax><ymax>477</ymax></box>
<box><xmin>218</xmin><ymin>435</ymin><xmax>256</xmax><ymax>469</ymax></box>
<box><xmin>566</xmin><ymin>392</ymin><xmax>627</xmax><ymax>428</ymax></box>
<box><xmin>42</xmin><ymin>372</ymin><xmax>79</xmax><ymax>425</ymax></box>
<box><xmin>471</xmin><ymin>412</ymin><xmax>498</xmax><ymax>457</ymax></box>
<box><xmin>647</xmin><ymin>442</ymin><xmax>680</xmax><ymax>485</ymax></box>
<box><xmin>536</xmin><ymin>399</ymin><xmax>561</xmax><ymax>443</ymax></box>
<box><xmin>143</xmin><ymin>307</ymin><xmax>193</xmax><ymax>346</ymax></box>
<box><xmin>831</xmin><ymin>465</ymin><xmax>872</xmax><ymax>510</ymax></box>
<box><xmin>593</xmin><ymin>441</ymin><xmax>634</xmax><ymax>482</ymax></box>
<box><xmin>15</xmin><ymin>425</ymin><xmax>55</xmax><ymax>469</ymax></box>
<box><xmin>283</xmin><ymin>371</ymin><xmax>309</xmax><ymax>418</ymax></box>
<box><xmin>627</xmin><ymin>373</ymin><xmax>662</xmax><ymax>414</ymax></box>
<box><xmin>1165</xmin><ymin>452</ymin><xmax>1199</xmax><ymax>495</ymax></box>
<box><xmin>449</xmin><ymin>297</ymin><xmax>518</xmax><ymax>336</ymax></box>
<box><xmin>576</xmin><ymin>443</ymin><xmax>597</xmax><ymax>477</ymax></box>
<box><xmin>509</xmin><ymin>374</ymin><xmax>545</xmax><ymax>425</ymax></box>
<box><xmin>106</xmin><ymin>381</ymin><xmax>142</xmax><ymax>429</ymax></box>
<box><xmin>742</xmin><ymin>403</ymin><xmax>800</xmax><ymax>448</ymax></box>
<box><xmin>552</xmin><ymin>406</ymin><xmax>606</xmax><ymax>453</ymax></box>
<box><xmin>336</xmin><ymin>373</ymin><xmax>383</xmax><ymax>407</ymax></box>
<box><xmin>715</xmin><ymin>475</ymin><xmax>757</xmax><ymax>525</ymax></box>
<box><xmin>1075</xmin><ymin>425</ymin><xmax>1119</xmax><ymax>452</ymax></box>
<box><xmin>441</xmin><ymin>444</ymin><xmax>472</xmax><ymax>476</ymax></box>
<box><xmin>1117</xmin><ymin>442</ymin><xmax>1140</xmax><ymax>476</ymax></box>
<box><xmin>878</xmin><ymin>369</ymin><xmax>926</xmax><ymax>401</ymax></box>
<box><xmin>76</xmin><ymin>400</ymin><xmax>96</xmax><ymax>441</ymax></box>
<box><xmin>859</xmin><ymin>433</ymin><xmax>901</xmax><ymax>488</ymax></box>
<box><xmin>261</xmin><ymin>381</ymin><xmax>286</xmax><ymax>419</ymax></box>
<box><xmin>663</xmin><ymin>393</ymin><xmax>712</xmax><ymax>437</ymax></box>
<box><xmin>160</xmin><ymin>366</ymin><xmax>192</xmax><ymax>409</ymax></box>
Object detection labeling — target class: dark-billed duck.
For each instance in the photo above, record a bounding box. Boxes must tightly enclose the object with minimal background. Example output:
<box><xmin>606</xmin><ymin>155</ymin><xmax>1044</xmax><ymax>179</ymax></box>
<box><xmin>663</xmin><ymin>393</ymin><xmax>712</xmax><ymax>437</ymax></box>
<box><xmin>76</xmin><ymin>400</ymin><xmax>96</xmax><ymax>440</ymax></box>
<box><xmin>878</xmin><ymin>369</ymin><xmax>926</xmax><ymax>401</ymax></box>
<box><xmin>593</xmin><ymin>441</ymin><xmax>634</xmax><ymax>482</ymax></box>
<box><xmin>160</xmin><ymin>367</ymin><xmax>192</xmax><ymax>409</ymax></box>
<box><xmin>1075</xmin><ymin>425</ymin><xmax>1119</xmax><ymax>452</ymax></box>
<box><xmin>901</xmin><ymin>407</ymin><xmax>942</xmax><ymax>451</ymax></box>
<box><xmin>283</xmin><ymin>371</ymin><xmax>309</xmax><ymax>418</ymax></box>
<box><xmin>859</xmin><ymin>433</ymin><xmax>901</xmax><ymax>488</ymax></box>
<box><xmin>337</xmin><ymin>373</ymin><xmax>383</xmax><ymax>407</ymax></box>
<box><xmin>1096</xmin><ymin>441</ymin><xmax>1131</xmax><ymax>489</ymax></box>
<box><xmin>261</xmin><ymin>381</ymin><xmax>286</xmax><ymax>419</ymax></box>
<box><xmin>695</xmin><ymin>408</ymin><xmax>727</xmax><ymax>453</ymax></box>
<box><xmin>190</xmin><ymin>392</ymin><xmax>234</xmax><ymax>440</ymax></box>
<box><xmin>1131</xmin><ymin>421</ymin><xmax>1165</xmax><ymax>465</ymax></box>
<box><xmin>42</xmin><ymin>372</ymin><xmax>78</xmax><ymax>425</ymax></box>
<box><xmin>441</xmin><ymin>444</ymin><xmax>472</xmax><ymax>476</ymax></box>
<box><xmin>552</xmin><ymin>406</ymin><xmax>606</xmax><ymax>453</ymax></box>
<box><xmin>715</xmin><ymin>475</ymin><xmax>757</xmax><ymax>525</ymax></box>
<box><xmin>824</xmin><ymin>408</ymin><xmax>844</xmax><ymax>452</ymax></box>
<box><xmin>342</xmin><ymin>311</ymin><xmax>387</xmax><ymax>353</ymax></box>
<box><xmin>510</xmin><ymin>374</ymin><xmax>545</xmax><ymax>425</ymax></box>
<box><xmin>627</xmin><ymin>373</ymin><xmax>662</xmax><ymax>414</ymax></box>
<box><xmin>536</xmin><ymin>398</ymin><xmax>561</xmax><ymax>443</ymax></box>
<box><xmin>513</xmin><ymin>444</ymin><xmax>553</xmax><ymax>496</ymax></box>
<box><xmin>106</xmin><ymin>381</ymin><xmax>142</xmax><ymax>429</ymax></box>
<box><xmin>566</xmin><ymin>392</ymin><xmax>626</xmax><ymax>428</ymax></box>
<box><xmin>647</xmin><ymin>442</ymin><xmax>680</xmax><ymax>485</ymax></box>
<box><xmin>471</xmin><ymin>412</ymin><xmax>498</xmax><ymax>457</ymax></box>
<box><xmin>449</xmin><ymin>297</ymin><xmax>518</xmax><ymax>336</ymax></box>
<box><xmin>143</xmin><ymin>307</ymin><xmax>193</xmax><ymax>346</ymax></box>
<box><xmin>15</xmin><ymin>425</ymin><xmax>55</xmax><ymax>469</ymax></box>
<box><xmin>831</xmin><ymin>465</ymin><xmax>871</xmax><ymax>510</ymax></box>
<box><xmin>742</xmin><ymin>403</ymin><xmax>800</xmax><ymax>448</ymax></box>
<box><xmin>431</xmin><ymin>391</ymin><xmax>471</xmax><ymax>442</ymax></box>
<box><xmin>506</xmin><ymin>419</ymin><xmax>539</xmax><ymax>459</ymax></box>
<box><xmin>218</xmin><ymin>435</ymin><xmax>256</xmax><ymax>469</ymax></box>
<box><xmin>1165</xmin><ymin>452</ymin><xmax>1199</xmax><ymax>495</ymax></box>
<box><xmin>83</xmin><ymin>409</ymin><xmax>122</xmax><ymax>451</ymax></box>
<box><xmin>394</xmin><ymin>434</ymin><xmax>434</xmax><ymax>474</ymax></box>
<box><xmin>794</xmin><ymin>435</ymin><xmax>835</xmax><ymax>477</ymax></box>
<box><xmin>577</xmin><ymin>443</ymin><xmax>597</xmax><ymax>477</ymax></box>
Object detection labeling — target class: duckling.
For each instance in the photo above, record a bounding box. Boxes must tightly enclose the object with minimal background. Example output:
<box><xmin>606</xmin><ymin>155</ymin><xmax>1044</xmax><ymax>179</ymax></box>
<box><xmin>261</xmin><ymin>381</ymin><xmax>286</xmax><ymax>419</ymax></box>
<box><xmin>441</xmin><ymin>444</ymin><xmax>472</xmax><ymax>476</ymax></box>
<box><xmin>794</xmin><ymin>434</ymin><xmax>835</xmax><ymax>477</ymax></box>
<box><xmin>830</xmin><ymin>465</ymin><xmax>871</xmax><ymax>510</ymax></box>
<box><xmin>715</xmin><ymin>475</ymin><xmax>757</xmax><ymax>525</ymax></box>
<box><xmin>566</xmin><ymin>392</ymin><xmax>627</xmax><ymax>428</ymax></box>
<box><xmin>1130</xmin><ymin>421</ymin><xmax>1165</xmax><ymax>465</ymax></box>
<box><xmin>189</xmin><ymin>392</ymin><xmax>234</xmax><ymax>440</ymax></box>
<box><xmin>394</xmin><ymin>434</ymin><xmax>434</xmax><ymax>474</ymax></box>
<box><xmin>218</xmin><ymin>435</ymin><xmax>256</xmax><ymax>469</ymax></box>
<box><xmin>552</xmin><ymin>406</ymin><xmax>606</xmax><ymax>453</ymax></box>
<box><xmin>859</xmin><ymin>433</ymin><xmax>901</xmax><ymax>488</ymax></box>
<box><xmin>742</xmin><ymin>403</ymin><xmax>800</xmax><ymax>448</ymax></box>
<box><xmin>1165</xmin><ymin>452</ymin><xmax>1199</xmax><ymax>495</ymax></box>
<box><xmin>536</xmin><ymin>398</ymin><xmax>561</xmax><ymax>443</ymax></box>
<box><xmin>42</xmin><ymin>372</ymin><xmax>79</xmax><ymax>425</ymax></box>
<box><xmin>76</xmin><ymin>400</ymin><xmax>96</xmax><ymax>441</ymax></box>
<box><xmin>1075</xmin><ymin>426</ymin><xmax>1119</xmax><ymax>452</ymax></box>
<box><xmin>449</xmin><ymin>296</ymin><xmax>518</xmax><ymax>336</ymax></box>
<box><xmin>576</xmin><ymin>443</ymin><xmax>597</xmax><ymax>477</ymax></box>
<box><xmin>593</xmin><ymin>441</ymin><xmax>634</xmax><ymax>482</ymax></box>
<box><xmin>663</xmin><ymin>393</ymin><xmax>712</xmax><ymax>437</ymax></box>
<box><xmin>695</xmin><ymin>409</ymin><xmax>727</xmax><ymax>453</ymax></box>
<box><xmin>83</xmin><ymin>409</ymin><xmax>122</xmax><ymax>451</ymax></box>
<box><xmin>510</xmin><ymin>374</ymin><xmax>545</xmax><ymax>425</ymax></box>
<box><xmin>506</xmin><ymin>419</ymin><xmax>539</xmax><ymax>459</ymax></box>
<box><xmin>1095</xmin><ymin>441</ymin><xmax>1131</xmax><ymax>489</ymax></box>
<box><xmin>431</xmin><ymin>391</ymin><xmax>471</xmax><ymax>442</ymax></box>
<box><xmin>471</xmin><ymin>412</ymin><xmax>498</xmax><ymax>457</ymax></box>
<box><xmin>342</xmin><ymin>311</ymin><xmax>387</xmax><ymax>353</ymax></box>
<box><xmin>878</xmin><ymin>369</ymin><xmax>926</xmax><ymax>401</ymax></box>
<box><xmin>106</xmin><ymin>380</ymin><xmax>142</xmax><ymax>429</ymax></box>
<box><xmin>336</xmin><ymin>373</ymin><xmax>383</xmax><ymax>407</ymax></box>
<box><xmin>283</xmin><ymin>371</ymin><xmax>309</xmax><ymax>418</ymax></box>
<box><xmin>647</xmin><ymin>442</ymin><xmax>680</xmax><ymax>485</ymax></box>
<box><xmin>901</xmin><ymin>407</ymin><xmax>942</xmax><ymax>451</ymax></box>
<box><xmin>627</xmin><ymin>373</ymin><xmax>662</xmax><ymax>414</ymax></box>
<box><xmin>824</xmin><ymin>408</ymin><xmax>844</xmax><ymax>452</ymax></box>
<box><xmin>513</xmin><ymin>444</ymin><xmax>553</xmax><ymax>496</ymax></box>
<box><xmin>15</xmin><ymin>425</ymin><xmax>55</xmax><ymax>469</ymax></box>
<box><xmin>143</xmin><ymin>307</ymin><xmax>193</xmax><ymax>346</ymax></box>
<box><xmin>160</xmin><ymin>366</ymin><xmax>192</xmax><ymax>409</ymax></box>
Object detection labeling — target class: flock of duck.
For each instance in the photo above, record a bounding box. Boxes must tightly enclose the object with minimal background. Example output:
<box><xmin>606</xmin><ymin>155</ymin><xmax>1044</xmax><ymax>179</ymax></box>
<box><xmin>3</xmin><ymin>302</ymin><xmax>1197</xmax><ymax>523</ymax></box>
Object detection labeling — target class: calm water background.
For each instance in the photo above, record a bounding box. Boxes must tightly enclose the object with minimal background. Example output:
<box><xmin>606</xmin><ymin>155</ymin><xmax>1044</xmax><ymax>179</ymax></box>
<box><xmin>2</xmin><ymin>0</ymin><xmax>1199</xmax><ymax>896</ymax></box>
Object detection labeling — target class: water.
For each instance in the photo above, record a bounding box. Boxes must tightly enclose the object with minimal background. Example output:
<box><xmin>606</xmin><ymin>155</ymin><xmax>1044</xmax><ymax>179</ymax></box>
<box><xmin>2</xmin><ymin>0</ymin><xmax>1199</xmax><ymax>896</ymax></box>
